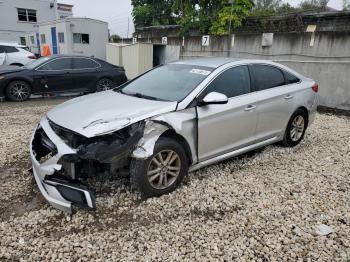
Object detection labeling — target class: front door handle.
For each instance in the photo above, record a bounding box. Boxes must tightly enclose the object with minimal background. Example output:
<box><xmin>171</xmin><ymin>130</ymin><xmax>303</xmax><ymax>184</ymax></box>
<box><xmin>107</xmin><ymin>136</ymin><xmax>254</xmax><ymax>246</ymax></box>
<box><xmin>284</xmin><ymin>94</ymin><xmax>294</xmax><ymax>100</ymax></box>
<box><xmin>244</xmin><ymin>105</ymin><xmax>257</xmax><ymax>111</ymax></box>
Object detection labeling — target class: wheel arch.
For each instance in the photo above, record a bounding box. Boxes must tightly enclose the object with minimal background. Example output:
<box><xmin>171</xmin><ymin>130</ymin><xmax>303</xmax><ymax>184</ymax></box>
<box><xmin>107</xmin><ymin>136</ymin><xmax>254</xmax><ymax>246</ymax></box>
<box><xmin>160</xmin><ymin>129</ymin><xmax>193</xmax><ymax>165</ymax></box>
<box><xmin>9</xmin><ymin>63</ymin><xmax>24</xmax><ymax>67</ymax></box>
<box><xmin>6</xmin><ymin>78</ymin><xmax>33</xmax><ymax>94</ymax></box>
<box><xmin>296</xmin><ymin>106</ymin><xmax>309</xmax><ymax>125</ymax></box>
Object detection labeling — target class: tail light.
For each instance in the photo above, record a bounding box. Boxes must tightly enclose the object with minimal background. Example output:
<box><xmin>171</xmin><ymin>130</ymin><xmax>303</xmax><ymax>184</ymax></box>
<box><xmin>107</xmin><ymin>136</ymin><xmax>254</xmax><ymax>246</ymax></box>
<box><xmin>312</xmin><ymin>83</ymin><xmax>318</xmax><ymax>93</ymax></box>
<box><xmin>28</xmin><ymin>55</ymin><xmax>36</xmax><ymax>59</ymax></box>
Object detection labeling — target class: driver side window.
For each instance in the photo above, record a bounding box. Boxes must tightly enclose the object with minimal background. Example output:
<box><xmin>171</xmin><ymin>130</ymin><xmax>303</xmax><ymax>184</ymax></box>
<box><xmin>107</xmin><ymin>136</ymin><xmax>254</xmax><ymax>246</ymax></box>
<box><xmin>38</xmin><ymin>58</ymin><xmax>72</xmax><ymax>71</ymax></box>
<box><xmin>203</xmin><ymin>66</ymin><xmax>251</xmax><ymax>98</ymax></box>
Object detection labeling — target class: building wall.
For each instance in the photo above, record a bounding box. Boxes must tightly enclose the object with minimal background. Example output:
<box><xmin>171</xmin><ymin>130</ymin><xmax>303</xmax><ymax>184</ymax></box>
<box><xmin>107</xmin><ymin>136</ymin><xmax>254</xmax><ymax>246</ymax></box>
<box><xmin>39</xmin><ymin>18</ymin><xmax>109</xmax><ymax>59</ymax></box>
<box><xmin>0</xmin><ymin>0</ymin><xmax>56</xmax><ymax>44</ymax></box>
<box><xmin>69</xmin><ymin>19</ymin><xmax>108</xmax><ymax>59</ymax></box>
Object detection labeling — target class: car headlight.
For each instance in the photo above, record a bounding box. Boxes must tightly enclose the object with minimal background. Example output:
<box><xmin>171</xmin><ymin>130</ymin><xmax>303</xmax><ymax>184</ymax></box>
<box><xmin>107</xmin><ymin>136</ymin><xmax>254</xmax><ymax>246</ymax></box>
<box><xmin>0</xmin><ymin>75</ymin><xmax>5</xmax><ymax>80</ymax></box>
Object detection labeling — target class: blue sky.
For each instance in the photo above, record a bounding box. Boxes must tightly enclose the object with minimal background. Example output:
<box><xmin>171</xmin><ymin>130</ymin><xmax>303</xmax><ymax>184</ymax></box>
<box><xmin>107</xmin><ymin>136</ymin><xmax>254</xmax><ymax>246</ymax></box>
<box><xmin>61</xmin><ymin>0</ymin><xmax>344</xmax><ymax>38</ymax></box>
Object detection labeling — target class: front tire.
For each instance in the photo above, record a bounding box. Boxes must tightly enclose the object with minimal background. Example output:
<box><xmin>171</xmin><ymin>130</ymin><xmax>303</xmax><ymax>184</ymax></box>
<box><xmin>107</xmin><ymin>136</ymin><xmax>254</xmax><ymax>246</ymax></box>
<box><xmin>96</xmin><ymin>78</ymin><xmax>115</xmax><ymax>92</ymax></box>
<box><xmin>282</xmin><ymin>109</ymin><xmax>308</xmax><ymax>147</ymax></box>
<box><xmin>130</xmin><ymin>137</ymin><xmax>189</xmax><ymax>198</ymax></box>
<box><xmin>6</xmin><ymin>80</ymin><xmax>31</xmax><ymax>101</ymax></box>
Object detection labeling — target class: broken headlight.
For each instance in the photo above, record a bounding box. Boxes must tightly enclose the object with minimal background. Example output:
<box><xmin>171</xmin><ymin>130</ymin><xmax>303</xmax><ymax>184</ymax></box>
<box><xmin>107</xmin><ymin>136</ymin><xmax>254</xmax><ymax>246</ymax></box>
<box><xmin>76</xmin><ymin>121</ymin><xmax>145</xmax><ymax>163</ymax></box>
<box><xmin>49</xmin><ymin>119</ymin><xmax>89</xmax><ymax>148</ymax></box>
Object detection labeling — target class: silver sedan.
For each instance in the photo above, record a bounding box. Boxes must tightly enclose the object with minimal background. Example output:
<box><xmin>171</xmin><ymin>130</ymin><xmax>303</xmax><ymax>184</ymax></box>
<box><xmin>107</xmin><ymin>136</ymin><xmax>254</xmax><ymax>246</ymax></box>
<box><xmin>30</xmin><ymin>58</ymin><xmax>319</xmax><ymax>212</ymax></box>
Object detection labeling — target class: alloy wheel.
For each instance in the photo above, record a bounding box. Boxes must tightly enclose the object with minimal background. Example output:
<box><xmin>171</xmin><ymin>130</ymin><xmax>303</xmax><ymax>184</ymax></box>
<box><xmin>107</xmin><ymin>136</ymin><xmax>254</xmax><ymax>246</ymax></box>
<box><xmin>147</xmin><ymin>150</ymin><xmax>181</xmax><ymax>190</ymax></box>
<box><xmin>10</xmin><ymin>82</ymin><xmax>30</xmax><ymax>101</ymax></box>
<box><xmin>290</xmin><ymin>115</ymin><xmax>305</xmax><ymax>142</ymax></box>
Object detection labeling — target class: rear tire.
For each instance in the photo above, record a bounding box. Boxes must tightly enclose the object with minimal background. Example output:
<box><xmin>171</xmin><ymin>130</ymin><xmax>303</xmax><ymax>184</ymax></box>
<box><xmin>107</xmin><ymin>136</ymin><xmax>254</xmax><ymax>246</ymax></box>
<box><xmin>282</xmin><ymin>109</ymin><xmax>308</xmax><ymax>147</ymax></box>
<box><xmin>6</xmin><ymin>80</ymin><xmax>31</xmax><ymax>101</ymax></box>
<box><xmin>130</xmin><ymin>137</ymin><xmax>189</xmax><ymax>198</ymax></box>
<box><xmin>96</xmin><ymin>78</ymin><xmax>115</xmax><ymax>92</ymax></box>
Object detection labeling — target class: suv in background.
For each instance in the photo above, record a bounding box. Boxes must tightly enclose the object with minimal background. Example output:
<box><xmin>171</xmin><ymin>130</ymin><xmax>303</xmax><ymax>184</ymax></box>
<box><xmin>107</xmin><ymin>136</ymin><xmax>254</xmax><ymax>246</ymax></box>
<box><xmin>0</xmin><ymin>42</ymin><xmax>36</xmax><ymax>66</ymax></box>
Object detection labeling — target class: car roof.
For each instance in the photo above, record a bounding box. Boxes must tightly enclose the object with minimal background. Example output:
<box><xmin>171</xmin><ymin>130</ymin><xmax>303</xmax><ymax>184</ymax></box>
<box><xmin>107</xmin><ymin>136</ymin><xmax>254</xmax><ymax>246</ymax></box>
<box><xmin>0</xmin><ymin>42</ymin><xmax>26</xmax><ymax>48</ymax></box>
<box><xmin>172</xmin><ymin>57</ymin><xmax>242</xmax><ymax>68</ymax></box>
<box><xmin>171</xmin><ymin>57</ymin><xmax>283</xmax><ymax>69</ymax></box>
<box><xmin>48</xmin><ymin>54</ymin><xmax>97</xmax><ymax>59</ymax></box>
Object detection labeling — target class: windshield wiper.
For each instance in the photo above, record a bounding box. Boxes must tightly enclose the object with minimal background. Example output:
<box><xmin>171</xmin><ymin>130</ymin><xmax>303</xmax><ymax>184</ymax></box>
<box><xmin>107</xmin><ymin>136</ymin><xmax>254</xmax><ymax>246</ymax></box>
<box><xmin>122</xmin><ymin>91</ymin><xmax>162</xmax><ymax>101</ymax></box>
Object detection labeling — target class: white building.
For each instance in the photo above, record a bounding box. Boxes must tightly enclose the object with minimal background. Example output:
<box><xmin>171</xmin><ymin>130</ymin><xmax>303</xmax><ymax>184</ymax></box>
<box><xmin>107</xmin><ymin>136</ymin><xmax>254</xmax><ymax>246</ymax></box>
<box><xmin>38</xmin><ymin>17</ymin><xmax>109</xmax><ymax>59</ymax></box>
<box><xmin>0</xmin><ymin>0</ymin><xmax>73</xmax><ymax>53</ymax></box>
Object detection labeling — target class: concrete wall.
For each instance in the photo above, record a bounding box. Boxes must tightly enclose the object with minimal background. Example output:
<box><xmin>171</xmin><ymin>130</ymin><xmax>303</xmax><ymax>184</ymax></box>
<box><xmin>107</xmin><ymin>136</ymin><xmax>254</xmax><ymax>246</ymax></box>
<box><xmin>0</xmin><ymin>0</ymin><xmax>56</xmax><ymax>44</ymax></box>
<box><xmin>134</xmin><ymin>31</ymin><xmax>349</xmax><ymax>110</ymax></box>
<box><xmin>178</xmin><ymin>32</ymin><xmax>350</xmax><ymax>110</ymax></box>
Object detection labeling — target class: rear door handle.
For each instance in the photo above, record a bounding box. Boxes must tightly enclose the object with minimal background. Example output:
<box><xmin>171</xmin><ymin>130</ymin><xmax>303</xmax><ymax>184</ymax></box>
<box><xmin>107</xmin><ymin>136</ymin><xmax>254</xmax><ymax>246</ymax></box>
<box><xmin>244</xmin><ymin>105</ymin><xmax>257</xmax><ymax>111</ymax></box>
<box><xmin>284</xmin><ymin>94</ymin><xmax>294</xmax><ymax>100</ymax></box>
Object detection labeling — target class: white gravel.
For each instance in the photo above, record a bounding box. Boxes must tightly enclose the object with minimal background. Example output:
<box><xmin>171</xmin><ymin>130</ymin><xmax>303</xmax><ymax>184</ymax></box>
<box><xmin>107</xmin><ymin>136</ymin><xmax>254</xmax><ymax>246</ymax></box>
<box><xmin>0</xmin><ymin>98</ymin><xmax>349</xmax><ymax>261</ymax></box>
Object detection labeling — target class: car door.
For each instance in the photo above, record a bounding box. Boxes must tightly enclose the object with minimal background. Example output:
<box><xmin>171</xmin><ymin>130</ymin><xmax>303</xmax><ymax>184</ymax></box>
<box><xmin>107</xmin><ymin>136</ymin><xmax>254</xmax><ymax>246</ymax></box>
<box><xmin>71</xmin><ymin>57</ymin><xmax>100</xmax><ymax>91</ymax></box>
<box><xmin>250</xmin><ymin>64</ymin><xmax>297</xmax><ymax>141</ymax></box>
<box><xmin>197</xmin><ymin>65</ymin><xmax>259</xmax><ymax>162</ymax></box>
<box><xmin>33</xmin><ymin>57</ymin><xmax>74</xmax><ymax>93</ymax></box>
<box><xmin>2</xmin><ymin>45</ymin><xmax>20</xmax><ymax>65</ymax></box>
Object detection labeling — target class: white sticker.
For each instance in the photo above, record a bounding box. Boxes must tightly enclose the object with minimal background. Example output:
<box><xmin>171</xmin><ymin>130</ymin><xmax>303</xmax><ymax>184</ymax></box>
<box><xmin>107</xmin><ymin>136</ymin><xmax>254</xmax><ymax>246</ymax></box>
<box><xmin>190</xmin><ymin>69</ymin><xmax>211</xmax><ymax>76</ymax></box>
<box><xmin>202</xmin><ymin>35</ymin><xmax>210</xmax><ymax>46</ymax></box>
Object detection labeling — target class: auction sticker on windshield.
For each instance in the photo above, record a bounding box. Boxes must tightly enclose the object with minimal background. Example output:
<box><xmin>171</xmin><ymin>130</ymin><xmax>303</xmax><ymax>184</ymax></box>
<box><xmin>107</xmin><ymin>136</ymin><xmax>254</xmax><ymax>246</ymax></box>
<box><xmin>190</xmin><ymin>69</ymin><xmax>211</xmax><ymax>76</ymax></box>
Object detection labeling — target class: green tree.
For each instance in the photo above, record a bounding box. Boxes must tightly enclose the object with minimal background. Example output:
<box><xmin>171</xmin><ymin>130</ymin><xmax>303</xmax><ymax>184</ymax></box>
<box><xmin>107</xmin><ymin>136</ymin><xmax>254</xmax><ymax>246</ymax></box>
<box><xmin>210</xmin><ymin>0</ymin><xmax>254</xmax><ymax>35</ymax></box>
<box><xmin>299</xmin><ymin>0</ymin><xmax>329</xmax><ymax>10</ymax></box>
<box><xmin>132</xmin><ymin>0</ymin><xmax>176</xmax><ymax>27</ymax></box>
<box><xmin>110</xmin><ymin>34</ymin><xmax>121</xmax><ymax>43</ymax></box>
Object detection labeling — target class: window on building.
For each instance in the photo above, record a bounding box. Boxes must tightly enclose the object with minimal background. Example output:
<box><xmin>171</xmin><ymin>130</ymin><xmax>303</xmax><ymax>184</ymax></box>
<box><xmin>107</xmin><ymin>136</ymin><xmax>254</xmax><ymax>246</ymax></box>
<box><xmin>58</xmin><ymin>32</ymin><xmax>65</xmax><ymax>43</ymax></box>
<box><xmin>40</xmin><ymin>34</ymin><xmax>46</xmax><ymax>44</ymax></box>
<box><xmin>30</xmin><ymin>36</ymin><xmax>35</xmax><ymax>45</ymax></box>
<box><xmin>17</xmin><ymin>8</ymin><xmax>37</xmax><ymax>22</ymax></box>
<box><xmin>251</xmin><ymin>65</ymin><xmax>285</xmax><ymax>91</ymax></box>
<box><xmin>203</xmin><ymin>66</ymin><xmax>251</xmax><ymax>98</ymax></box>
<box><xmin>73</xmin><ymin>33</ymin><xmax>90</xmax><ymax>44</ymax></box>
<box><xmin>20</xmin><ymin>37</ymin><xmax>26</xmax><ymax>46</ymax></box>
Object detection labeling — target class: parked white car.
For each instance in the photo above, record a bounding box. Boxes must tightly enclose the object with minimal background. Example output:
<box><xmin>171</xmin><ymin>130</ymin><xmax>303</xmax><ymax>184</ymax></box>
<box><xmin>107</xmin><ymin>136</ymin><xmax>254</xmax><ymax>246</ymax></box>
<box><xmin>0</xmin><ymin>42</ymin><xmax>36</xmax><ymax>66</ymax></box>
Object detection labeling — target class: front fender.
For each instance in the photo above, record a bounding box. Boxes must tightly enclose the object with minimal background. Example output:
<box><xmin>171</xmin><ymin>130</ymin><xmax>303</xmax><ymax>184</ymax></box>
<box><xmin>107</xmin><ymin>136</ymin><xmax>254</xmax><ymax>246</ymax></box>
<box><xmin>132</xmin><ymin>108</ymin><xmax>198</xmax><ymax>163</ymax></box>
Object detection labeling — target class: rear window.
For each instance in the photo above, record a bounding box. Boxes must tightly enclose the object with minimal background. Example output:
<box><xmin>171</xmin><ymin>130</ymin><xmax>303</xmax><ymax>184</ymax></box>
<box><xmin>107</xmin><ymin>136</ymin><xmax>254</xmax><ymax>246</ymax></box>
<box><xmin>284</xmin><ymin>70</ymin><xmax>300</xmax><ymax>84</ymax></box>
<box><xmin>251</xmin><ymin>64</ymin><xmax>285</xmax><ymax>91</ymax></box>
<box><xmin>0</xmin><ymin>46</ymin><xmax>19</xmax><ymax>53</ymax></box>
<box><xmin>72</xmin><ymin>58</ymin><xmax>99</xmax><ymax>69</ymax></box>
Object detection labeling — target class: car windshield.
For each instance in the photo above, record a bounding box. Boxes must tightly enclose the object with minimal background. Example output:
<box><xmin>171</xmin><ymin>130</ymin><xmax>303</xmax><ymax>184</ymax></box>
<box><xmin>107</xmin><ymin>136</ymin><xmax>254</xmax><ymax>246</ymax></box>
<box><xmin>24</xmin><ymin>57</ymin><xmax>50</xmax><ymax>69</ymax></box>
<box><xmin>117</xmin><ymin>64</ymin><xmax>213</xmax><ymax>102</ymax></box>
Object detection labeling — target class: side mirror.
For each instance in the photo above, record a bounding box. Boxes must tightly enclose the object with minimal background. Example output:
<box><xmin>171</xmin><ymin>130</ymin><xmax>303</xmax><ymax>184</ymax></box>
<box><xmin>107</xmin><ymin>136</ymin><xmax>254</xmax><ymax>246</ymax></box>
<box><xmin>199</xmin><ymin>92</ymin><xmax>228</xmax><ymax>106</ymax></box>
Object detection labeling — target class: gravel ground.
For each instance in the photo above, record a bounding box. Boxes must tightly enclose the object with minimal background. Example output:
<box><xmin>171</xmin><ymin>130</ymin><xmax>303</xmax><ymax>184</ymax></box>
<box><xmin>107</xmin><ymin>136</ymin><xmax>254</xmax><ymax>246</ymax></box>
<box><xmin>0</xmin><ymin>98</ymin><xmax>349</xmax><ymax>261</ymax></box>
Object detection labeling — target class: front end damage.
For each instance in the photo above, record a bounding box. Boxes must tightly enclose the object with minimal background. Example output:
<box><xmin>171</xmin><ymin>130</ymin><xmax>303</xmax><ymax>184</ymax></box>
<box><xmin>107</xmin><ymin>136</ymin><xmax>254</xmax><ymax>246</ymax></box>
<box><xmin>30</xmin><ymin>116</ymin><xmax>180</xmax><ymax>213</ymax></box>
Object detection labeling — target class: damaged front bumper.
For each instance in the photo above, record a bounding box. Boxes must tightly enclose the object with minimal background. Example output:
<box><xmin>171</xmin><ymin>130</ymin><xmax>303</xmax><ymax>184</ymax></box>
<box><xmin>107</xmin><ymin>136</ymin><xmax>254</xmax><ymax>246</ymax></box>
<box><xmin>30</xmin><ymin>117</ymin><xmax>96</xmax><ymax>213</ymax></box>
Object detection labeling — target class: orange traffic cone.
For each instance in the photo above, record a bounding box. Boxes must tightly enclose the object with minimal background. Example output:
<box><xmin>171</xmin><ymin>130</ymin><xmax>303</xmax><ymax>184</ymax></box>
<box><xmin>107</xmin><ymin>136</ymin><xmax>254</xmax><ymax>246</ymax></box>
<box><xmin>41</xmin><ymin>44</ymin><xmax>51</xmax><ymax>57</ymax></box>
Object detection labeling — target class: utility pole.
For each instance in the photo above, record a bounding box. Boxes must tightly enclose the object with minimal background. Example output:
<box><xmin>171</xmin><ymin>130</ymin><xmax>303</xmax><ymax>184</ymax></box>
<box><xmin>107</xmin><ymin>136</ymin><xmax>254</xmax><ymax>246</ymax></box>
<box><xmin>228</xmin><ymin>0</ymin><xmax>234</xmax><ymax>58</ymax></box>
<box><xmin>127</xmin><ymin>17</ymin><xmax>130</xmax><ymax>39</ymax></box>
<box><xmin>228</xmin><ymin>0</ymin><xmax>234</xmax><ymax>36</ymax></box>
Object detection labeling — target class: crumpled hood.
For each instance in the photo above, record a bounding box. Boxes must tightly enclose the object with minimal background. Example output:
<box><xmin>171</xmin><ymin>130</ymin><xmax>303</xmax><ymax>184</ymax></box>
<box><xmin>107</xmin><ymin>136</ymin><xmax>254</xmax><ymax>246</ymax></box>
<box><xmin>47</xmin><ymin>91</ymin><xmax>178</xmax><ymax>137</ymax></box>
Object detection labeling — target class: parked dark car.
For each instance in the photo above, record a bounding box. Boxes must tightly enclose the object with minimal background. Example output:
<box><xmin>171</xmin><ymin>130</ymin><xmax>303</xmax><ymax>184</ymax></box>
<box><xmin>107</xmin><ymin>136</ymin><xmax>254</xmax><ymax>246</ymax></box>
<box><xmin>0</xmin><ymin>55</ymin><xmax>127</xmax><ymax>101</ymax></box>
